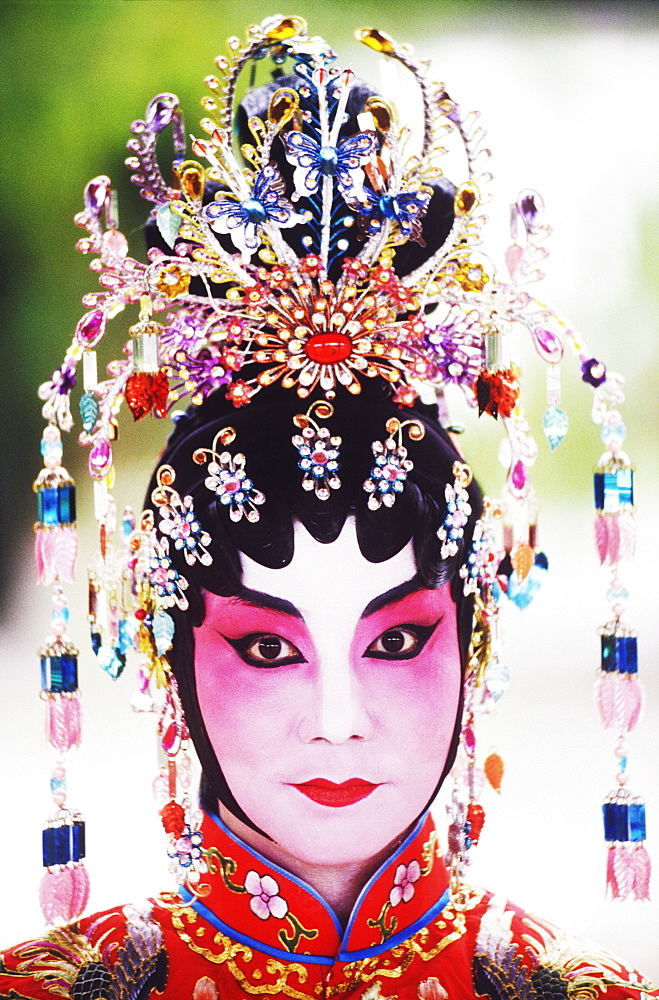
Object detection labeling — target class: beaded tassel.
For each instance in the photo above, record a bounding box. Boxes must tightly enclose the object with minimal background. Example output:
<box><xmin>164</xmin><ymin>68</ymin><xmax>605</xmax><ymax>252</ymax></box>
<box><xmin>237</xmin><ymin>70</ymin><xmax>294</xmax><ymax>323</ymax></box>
<box><xmin>37</xmin><ymin>579</ymin><xmax>89</xmax><ymax>922</ymax></box>
<box><xmin>34</xmin><ymin>425</ymin><xmax>78</xmax><ymax>585</ymax></box>
<box><xmin>589</xmin><ymin>371</ymin><xmax>650</xmax><ymax>899</ymax></box>
<box><xmin>155</xmin><ymin>679</ymin><xmax>207</xmax><ymax>888</ymax></box>
<box><xmin>449</xmin><ymin>503</ymin><xmax>507</xmax><ymax>902</ymax></box>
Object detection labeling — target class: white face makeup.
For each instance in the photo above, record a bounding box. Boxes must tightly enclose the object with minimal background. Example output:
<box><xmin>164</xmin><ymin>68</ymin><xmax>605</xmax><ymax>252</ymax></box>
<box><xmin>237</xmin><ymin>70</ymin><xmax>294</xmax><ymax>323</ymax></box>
<box><xmin>194</xmin><ymin>519</ymin><xmax>462</xmax><ymax>870</ymax></box>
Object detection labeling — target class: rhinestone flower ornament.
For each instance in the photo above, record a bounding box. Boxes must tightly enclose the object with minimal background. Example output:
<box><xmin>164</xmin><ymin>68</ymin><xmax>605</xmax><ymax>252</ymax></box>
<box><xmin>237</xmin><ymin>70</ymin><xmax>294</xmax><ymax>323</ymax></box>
<box><xmin>292</xmin><ymin>400</ymin><xmax>341</xmax><ymax>500</ymax></box>
<box><xmin>438</xmin><ymin>462</ymin><xmax>473</xmax><ymax>559</ymax></box>
<box><xmin>151</xmin><ymin>465</ymin><xmax>212</xmax><ymax>567</ymax></box>
<box><xmin>193</xmin><ymin>427</ymin><xmax>266</xmax><ymax>523</ymax></box>
<box><xmin>363</xmin><ymin>417</ymin><xmax>425</xmax><ymax>510</ymax></box>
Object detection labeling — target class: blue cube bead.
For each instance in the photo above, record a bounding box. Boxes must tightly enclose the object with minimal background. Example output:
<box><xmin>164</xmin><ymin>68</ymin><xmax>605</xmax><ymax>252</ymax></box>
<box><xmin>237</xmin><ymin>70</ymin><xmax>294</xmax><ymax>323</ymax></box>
<box><xmin>54</xmin><ymin>824</ymin><xmax>71</xmax><ymax>865</ymax></box>
<box><xmin>57</xmin><ymin>484</ymin><xmax>76</xmax><ymax>523</ymax></box>
<box><xmin>41</xmin><ymin>653</ymin><xmax>78</xmax><ymax>693</ymax></box>
<box><xmin>601</xmin><ymin>634</ymin><xmax>638</xmax><ymax>674</ymax></box>
<box><xmin>617</xmin><ymin>636</ymin><xmax>638</xmax><ymax>674</ymax></box>
<box><xmin>42</xmin><ymin>827</ymin><xmax>57</xmax><ymax>867</ymax></box>
<box><xmin>629</xmin><ymin>803</ymin><xmax>646</xmax><ymax>842</ymax></box>
<box><xmin>72</xmin><ymin>820</ymin><xmax>86</xmax><ymax>861</ymax></box>
<box><xmin>594</xmin><ymin>469</ymin><xmax>634</xmax><ymax>513</ymax></box>
<box><xmin>603</xmin><ymin>801</ymin><xmax>629</xmax><ymax>842</ymax></box>
<box><xmin>43</xmin><ymin>824</ymin><xmax>73</xmax><ymax>866</ymax></box>
<box><xmin>600</xmin><ymin>634</ymin><xmax>616</xmax><ymax>673</ymax></box>
<box><xmin>38</xmin><ymin>488</ymin><xmax>60</xmax><ymax>526</ymax></box>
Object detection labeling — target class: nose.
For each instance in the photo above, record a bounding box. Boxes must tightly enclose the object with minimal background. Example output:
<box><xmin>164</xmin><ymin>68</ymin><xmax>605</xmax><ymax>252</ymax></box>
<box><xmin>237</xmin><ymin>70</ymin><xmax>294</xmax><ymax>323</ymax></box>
<box><xmin>301</xmin><ymin>646</ymin><xmax>373</xmax><ymax>744</ymax></box>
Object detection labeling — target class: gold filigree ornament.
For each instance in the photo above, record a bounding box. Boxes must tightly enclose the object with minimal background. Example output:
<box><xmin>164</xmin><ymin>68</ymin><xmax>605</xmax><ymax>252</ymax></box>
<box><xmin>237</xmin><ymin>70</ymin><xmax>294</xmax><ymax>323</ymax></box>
<box><xmin>521</xmin><ymin>915</ymin><xmax>658</xmax><ymax>998</ymax></box>
<box><xmin>168</xmin><ymin>904</ymin><xmax>313</xmax><ymax>1000</ymax></box>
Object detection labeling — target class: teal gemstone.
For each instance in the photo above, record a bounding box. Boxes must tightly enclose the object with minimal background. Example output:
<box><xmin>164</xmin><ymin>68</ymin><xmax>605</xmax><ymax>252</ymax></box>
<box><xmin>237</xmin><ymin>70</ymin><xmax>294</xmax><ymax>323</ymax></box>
<box><xmin>542</xmin><ymin>406</ymin><xmax>568</xmax><ymax>451</ymax></box>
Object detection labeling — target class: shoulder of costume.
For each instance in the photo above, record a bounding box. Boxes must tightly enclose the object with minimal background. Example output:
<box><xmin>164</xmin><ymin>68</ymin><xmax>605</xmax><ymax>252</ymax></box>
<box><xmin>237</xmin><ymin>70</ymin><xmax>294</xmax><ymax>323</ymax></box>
<box><xmin>0</xmin><ymin>897</ymin><xmax>173</xmax><ymax>1000</ymax></box>
<box><xmin>465</xmin><ymin>889</ymin><xmax>659</xmax><ymax>998</ymax></box>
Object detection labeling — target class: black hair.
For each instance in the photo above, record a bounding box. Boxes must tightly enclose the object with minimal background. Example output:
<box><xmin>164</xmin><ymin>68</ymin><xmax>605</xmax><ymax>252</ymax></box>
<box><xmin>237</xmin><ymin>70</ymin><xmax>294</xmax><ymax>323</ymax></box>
<box><xmin>143</xmin><ymin>70</ymin><xmax>483</xmax><ymax>835</ymax></box>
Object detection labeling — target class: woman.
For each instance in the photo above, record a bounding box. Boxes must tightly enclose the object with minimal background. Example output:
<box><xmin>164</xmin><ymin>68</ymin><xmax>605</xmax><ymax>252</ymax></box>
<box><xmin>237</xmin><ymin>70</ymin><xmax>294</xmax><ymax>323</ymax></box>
<box><xmin>2</xmin><ymin>15</ymin><xmax>656</xmax><ymax>999</ymax></box>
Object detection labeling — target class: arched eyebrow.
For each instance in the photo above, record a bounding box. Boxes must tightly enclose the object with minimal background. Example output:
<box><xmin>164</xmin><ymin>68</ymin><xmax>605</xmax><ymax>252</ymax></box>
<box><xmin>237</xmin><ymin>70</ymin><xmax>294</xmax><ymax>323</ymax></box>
<box><xmin>360</xmin><ymin>574</ymin><xmax>423</xmax><ymax>619</ymax></box>
<box><xmin>231</xmin><ymin>585</ymin><xmax>304</xmax><ymax>619</ymax></box>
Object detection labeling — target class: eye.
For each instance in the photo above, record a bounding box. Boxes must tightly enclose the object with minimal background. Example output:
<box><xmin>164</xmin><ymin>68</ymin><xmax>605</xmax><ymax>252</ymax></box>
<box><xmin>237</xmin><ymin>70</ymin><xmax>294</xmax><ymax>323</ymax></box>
<box><xmin>224</xmin><ymin>632</ymin><xmax>306</xmax><ymax>668</ymax></box>
<box><xmin>364</xmin><ymin>621</ymin><xmax>439</xmax><ymax>660</ymax></box>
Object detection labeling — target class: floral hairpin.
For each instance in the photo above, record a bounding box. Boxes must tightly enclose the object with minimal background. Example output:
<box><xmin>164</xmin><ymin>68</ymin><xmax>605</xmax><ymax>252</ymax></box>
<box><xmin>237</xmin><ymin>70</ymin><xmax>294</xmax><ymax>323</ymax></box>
<box><xmin>138</xmin><ymin>510</ymin><xmax>190</xmax><ymax>613</ymax></box>
<box><xmin>292</xmin><ymin>400</ymin><xmax>341</xmax><ymax>500</ymax></box>
<box><xmin>438</xmin><ymin>462</ymin><xmax>473</xmax><ymax>558</ymax></box>
<box><xmin>151</xmin><ymin>464</ymin><xmax>212</xmax><ymax>566</ymax></box>
<box><xmin>193</xmin><ymin>427</ymin><xmax>266</xmax><ymax>523</ymax></box>
<box><xmin>363</xmin><ymin>417</ymin><xmax>425</xmax><ymax>510</ymax></box>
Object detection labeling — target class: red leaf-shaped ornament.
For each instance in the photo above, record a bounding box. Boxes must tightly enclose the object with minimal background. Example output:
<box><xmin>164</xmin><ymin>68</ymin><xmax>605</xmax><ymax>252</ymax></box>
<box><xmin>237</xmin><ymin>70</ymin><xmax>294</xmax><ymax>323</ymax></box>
<box><xmin>466</xmin><ymin>802</ymin><xmax>486</xmax><ymax>845</ymax></box>
<box><xmin>151</xmin><ymin>370</ymin><xmax>170</xmax><ymax>417</ymax></box>
<box><xmin>125</xmin><ymin>373</ymin><xmax>154</xmax><ymax>420</ymax></box>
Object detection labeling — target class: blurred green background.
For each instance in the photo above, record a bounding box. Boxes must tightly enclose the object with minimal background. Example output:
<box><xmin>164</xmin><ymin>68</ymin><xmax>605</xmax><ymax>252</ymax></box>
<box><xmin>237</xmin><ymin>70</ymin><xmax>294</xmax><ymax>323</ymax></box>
<box><xmin>1</xmin><ymin>0</ymin><xmax>659</xmax><ymax>974</ymax></box>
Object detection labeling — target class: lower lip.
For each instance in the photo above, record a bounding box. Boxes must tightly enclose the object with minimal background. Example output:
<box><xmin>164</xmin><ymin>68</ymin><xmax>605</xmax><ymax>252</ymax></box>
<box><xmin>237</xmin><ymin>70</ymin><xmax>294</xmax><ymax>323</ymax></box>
<box><xmin>290</xmin><ymin>779</ymin><xmax>381</xmax><ymax>807</ymax></box>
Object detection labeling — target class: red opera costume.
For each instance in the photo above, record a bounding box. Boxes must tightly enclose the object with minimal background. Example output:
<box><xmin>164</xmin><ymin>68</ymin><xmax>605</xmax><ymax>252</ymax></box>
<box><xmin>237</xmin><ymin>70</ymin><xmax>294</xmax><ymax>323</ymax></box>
<box><xmin>2</xmin><ymin>812</ymin><xmax>657</xmax><ymax>999</ymax></box>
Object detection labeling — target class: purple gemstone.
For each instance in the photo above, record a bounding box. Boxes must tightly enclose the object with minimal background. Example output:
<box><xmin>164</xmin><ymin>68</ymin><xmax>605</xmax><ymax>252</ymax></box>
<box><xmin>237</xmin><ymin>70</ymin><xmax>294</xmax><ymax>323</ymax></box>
<box><xmin>57</xmin><ymin>365</ymin><xmax>77</xmax><ymax>395</ymax></box>
<box><xmin>76</xmin><ymin>310</ymin><xmax>106</xmax><ymax>348</ymax></box>
<box><xmin>511</xmin><ymin>460</ymin><xmax>527</xmax><ymax>491</ymax></box>
<box><xmin>533</xmin><ymin>327</ymin><xmax>563</xmax><ymax>362</ymax></box>
<box><xmin>85</xmin><ymin>178</ymin><xmax>108</xmax><ymax>214</ymax></box>
<box><xmin>89</xmin><ymin>438</ymin><xmax>112</xmax><ymax>476</ymax></box>
<box><xmin>146</xmin><ymin>94</ymin><xmax>177</xmax><ymax>133</ymax></box>
<box><xmin>581</xmin><ymin>357</ymin><xmax>607</xmax><ymax>388</ymax></box>
<box><xmin>518</xmin><ymin>189</ymin><xmax>544</xmax><ymax>231</ymax></box>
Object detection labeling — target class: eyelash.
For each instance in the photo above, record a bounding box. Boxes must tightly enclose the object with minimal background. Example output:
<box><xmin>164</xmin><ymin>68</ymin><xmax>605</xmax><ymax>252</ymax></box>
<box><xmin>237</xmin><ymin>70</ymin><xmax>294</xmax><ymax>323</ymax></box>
<box><xmin>364</xmin><ymin>622</ymin><xmax>438</xmax><ymax>661</ymax></box>
<box><xmin>223</xmin><ymin>620</ymin><xmax>440</xmax><ymax>669</ymax></box>
<box><xmin>224</xmin><ymin>633</ymin><xmax>306</xmax><ymax>669</ymax></box>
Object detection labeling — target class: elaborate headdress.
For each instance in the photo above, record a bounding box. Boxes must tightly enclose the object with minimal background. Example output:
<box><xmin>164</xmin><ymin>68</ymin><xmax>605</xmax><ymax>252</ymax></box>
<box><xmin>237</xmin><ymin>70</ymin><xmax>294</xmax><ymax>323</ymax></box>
<box><xmin>33</xmin><ymin>15</ymin><xmax>648</xmax><ymax>922</ymax></box>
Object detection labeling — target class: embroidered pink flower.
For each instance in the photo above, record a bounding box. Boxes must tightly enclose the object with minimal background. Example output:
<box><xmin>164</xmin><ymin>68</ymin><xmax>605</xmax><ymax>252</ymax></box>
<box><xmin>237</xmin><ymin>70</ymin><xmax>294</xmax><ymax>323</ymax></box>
<box><xmin>244</xmin><ymin>870</ymin><xmax>288</xmax><ymax>921</ymax></box>
<box><xmin>389</xmin><ymin>860</ymin><xmax>421</xmax><ymax>906</ymax></box>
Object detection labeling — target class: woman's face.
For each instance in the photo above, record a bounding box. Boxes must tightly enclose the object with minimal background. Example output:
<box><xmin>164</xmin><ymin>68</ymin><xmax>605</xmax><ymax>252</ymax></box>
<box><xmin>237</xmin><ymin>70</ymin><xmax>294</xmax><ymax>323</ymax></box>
<box><xmin>194</xmin><ymin>520</ymin><xmax>461</xmax><ymax>868</ymax></box>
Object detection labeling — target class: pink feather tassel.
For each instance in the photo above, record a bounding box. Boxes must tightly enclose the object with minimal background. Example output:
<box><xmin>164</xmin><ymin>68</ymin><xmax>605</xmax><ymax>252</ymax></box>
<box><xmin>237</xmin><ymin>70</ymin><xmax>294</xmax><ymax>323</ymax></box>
<box><xmin>631</xmin><ymin>844</ymin><xmax>652</xmax><ymax>901</ymax></box>
<box><xmin>618</xmin><ymin>509</ymin><xmax>636</xmax><ymax>562</ymax></box>
<box><xmin>607</xmin><ymin>514</ymin><xmax>620</xmax><ymax>565</ymax></box>
<box><xmin>594</xmin><ymin>673</ymin><xmax>643</xmax><ymax>732</ymax></box>
<box><xmin>47</xmin><ymin>696</ymin><xmax>82</xmax><ymax>752</ymax></box>
<box><xmin>594</xmin><ymin>513</ymin><xmax>609</xmax><ymax>565</ymax></box>
<box><xmin>39</xmin><ymin>864</ymin><xmax>90</xmax><ymax>924</ymax></box>
<box><xmin>53</xmin><ymin>526</ymin><xmax>77</xmax><ymax>583</ymax></box>
<box><xmin>610</xmin><ymin>843</ymin><xmax>634</xmax><ymax>900</ymax></box>
<box><xmin>606</xmin><ymin>844</ymin><xmax>651</xmax><ymax>901</ymax></box>
<box><xmin>34</xmin><ymin>526</ymin><xmax>77</xmax><ymax>585</ymax></box>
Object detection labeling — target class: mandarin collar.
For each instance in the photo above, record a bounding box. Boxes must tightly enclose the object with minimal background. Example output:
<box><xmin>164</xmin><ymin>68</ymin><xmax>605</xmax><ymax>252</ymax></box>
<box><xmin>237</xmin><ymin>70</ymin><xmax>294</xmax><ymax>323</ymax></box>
<box><xmin>180</xmin><ymin>809</ymin><xmax>450</xmax><ymax>966</ymax></box>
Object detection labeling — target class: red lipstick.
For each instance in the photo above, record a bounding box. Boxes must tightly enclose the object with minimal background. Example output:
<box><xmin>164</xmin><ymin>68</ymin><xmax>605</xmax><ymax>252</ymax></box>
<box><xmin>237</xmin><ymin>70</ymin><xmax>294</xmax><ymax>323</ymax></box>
<box><xmin>290</xmin><ymin>778</ymin><xmax>380</xmax><ymax>807</ymax></box>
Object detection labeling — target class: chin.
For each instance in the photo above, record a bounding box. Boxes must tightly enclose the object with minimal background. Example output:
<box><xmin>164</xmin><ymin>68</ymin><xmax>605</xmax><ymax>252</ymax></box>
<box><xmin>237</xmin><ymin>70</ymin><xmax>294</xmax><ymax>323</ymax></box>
<box><xmin>245</xmin><ymin>783</ymin><xmax>429</xmax><ymax>870</ymax></box>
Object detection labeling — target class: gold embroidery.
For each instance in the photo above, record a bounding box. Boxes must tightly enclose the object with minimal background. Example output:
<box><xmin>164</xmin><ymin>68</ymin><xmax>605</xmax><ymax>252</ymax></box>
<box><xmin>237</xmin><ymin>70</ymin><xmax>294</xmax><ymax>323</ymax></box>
<box><xmin>328</xmin><ymin>889</ymin><xmax>484</xmax><ymax>996</ymax></box>
<box><xmin>205</xmin><ymin>847</ymin><xmax>247</xmax><ymax>894</ymax></box>
<box><xmin>12</xmin><ymin>926</ymin><xmax>105</xmax><ymax>997</ymax></box>
<box><xmin>420</xmin><ymin>831</ymin><xmax>442</xmax><ymax>877</ymax></box>
<box><xmin>521</xmin><ymin>916</ymin><xmax>658</xmax><ymax>997</ymax></box>
<box><xmin>367</xmin><ymin>901</ymin><xmax>398</xmax><ymax>945</ymax></box>
<box><xmin>169</xmin><ymin>905</ymin><xmax>313</xmax><ymax>1000</ymax></box>
<box><xmin>279</xmin><ymin>913</ymin><xmax>320</xmax><ymax>953</ymax></box>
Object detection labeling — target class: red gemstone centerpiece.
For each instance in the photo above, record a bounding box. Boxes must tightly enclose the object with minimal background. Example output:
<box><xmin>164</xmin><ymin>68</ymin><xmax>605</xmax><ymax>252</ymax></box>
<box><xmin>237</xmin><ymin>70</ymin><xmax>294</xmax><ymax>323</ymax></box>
<box><xmin>304</xmin><ymin>333</ymin><xmax>353</xmax><ymax>365</ymax></box>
